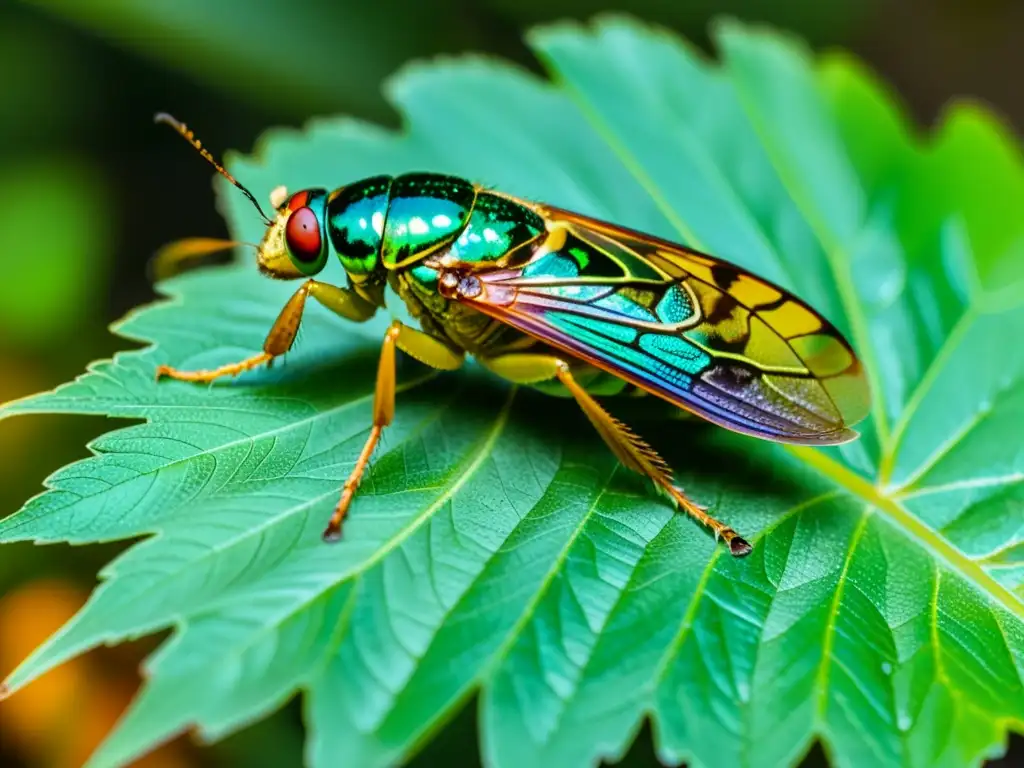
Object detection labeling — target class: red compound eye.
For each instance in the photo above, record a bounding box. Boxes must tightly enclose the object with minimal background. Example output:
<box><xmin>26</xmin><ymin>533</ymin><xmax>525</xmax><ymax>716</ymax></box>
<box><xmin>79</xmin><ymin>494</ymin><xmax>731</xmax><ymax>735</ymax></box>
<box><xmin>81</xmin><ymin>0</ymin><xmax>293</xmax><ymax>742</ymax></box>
<box><xmin>285</xmin><ymin>206</ymin><xmax>322</xmax><ymax>263</ymax></box>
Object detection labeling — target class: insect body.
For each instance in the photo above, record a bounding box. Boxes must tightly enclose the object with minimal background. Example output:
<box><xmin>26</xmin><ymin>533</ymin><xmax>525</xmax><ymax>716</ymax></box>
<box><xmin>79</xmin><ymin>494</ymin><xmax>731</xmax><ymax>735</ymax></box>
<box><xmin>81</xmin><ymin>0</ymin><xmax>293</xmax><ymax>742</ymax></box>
<box><xmin>156</xmin><ymin>115</ymin><xmax>870</xmax><ymax>556</ymax></box>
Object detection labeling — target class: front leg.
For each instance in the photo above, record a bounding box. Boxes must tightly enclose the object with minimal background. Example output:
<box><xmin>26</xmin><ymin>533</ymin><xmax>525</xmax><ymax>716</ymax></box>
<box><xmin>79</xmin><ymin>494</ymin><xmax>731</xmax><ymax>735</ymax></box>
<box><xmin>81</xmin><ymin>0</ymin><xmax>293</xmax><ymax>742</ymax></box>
<box><xmin>323</xmin><ymin>321</ymin><xmax>463</xmax><ymax>541</ymax></box>
<box><xmin>156</xmin><ymin>280</ymin><xmax>378</xmax><ymax>383</ymax></box>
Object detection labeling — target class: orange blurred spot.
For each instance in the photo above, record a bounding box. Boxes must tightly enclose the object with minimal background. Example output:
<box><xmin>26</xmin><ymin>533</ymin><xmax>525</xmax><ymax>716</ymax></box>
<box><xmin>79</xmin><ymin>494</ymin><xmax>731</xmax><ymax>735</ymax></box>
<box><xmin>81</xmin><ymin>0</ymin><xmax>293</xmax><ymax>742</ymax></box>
<box><xmin>0</xmin><ymin>579</ymin><xmax>197</xmax><ymax>767</ymax></box>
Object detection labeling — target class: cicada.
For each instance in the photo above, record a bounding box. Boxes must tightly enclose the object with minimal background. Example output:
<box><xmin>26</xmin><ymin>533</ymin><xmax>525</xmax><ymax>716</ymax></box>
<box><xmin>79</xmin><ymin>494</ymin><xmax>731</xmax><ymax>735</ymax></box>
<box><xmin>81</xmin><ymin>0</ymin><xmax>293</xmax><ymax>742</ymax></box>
<box><xmin>155</xmin><ymin>115</ymin><xmax>870</xmax><ymax>556</ymax></box>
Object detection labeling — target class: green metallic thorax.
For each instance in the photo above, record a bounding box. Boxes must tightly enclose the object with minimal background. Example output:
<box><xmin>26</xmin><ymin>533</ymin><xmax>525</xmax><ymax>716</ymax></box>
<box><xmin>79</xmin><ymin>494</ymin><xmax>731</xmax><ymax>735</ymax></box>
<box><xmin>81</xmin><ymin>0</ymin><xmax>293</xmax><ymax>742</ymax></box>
<box><xmin>326</xmin><ymin>172</ymin><xmax>545</xmax><ymax>353</ymax></box>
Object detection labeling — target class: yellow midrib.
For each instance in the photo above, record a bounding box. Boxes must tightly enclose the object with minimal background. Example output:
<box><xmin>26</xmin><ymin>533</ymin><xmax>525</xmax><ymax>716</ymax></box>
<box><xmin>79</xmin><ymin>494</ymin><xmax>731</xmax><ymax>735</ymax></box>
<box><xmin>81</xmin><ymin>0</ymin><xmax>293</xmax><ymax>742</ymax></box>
<box><xmin>787</xmin><ymin>445</ymin><xmax>1024</xmax><ymax>621</ymax></box>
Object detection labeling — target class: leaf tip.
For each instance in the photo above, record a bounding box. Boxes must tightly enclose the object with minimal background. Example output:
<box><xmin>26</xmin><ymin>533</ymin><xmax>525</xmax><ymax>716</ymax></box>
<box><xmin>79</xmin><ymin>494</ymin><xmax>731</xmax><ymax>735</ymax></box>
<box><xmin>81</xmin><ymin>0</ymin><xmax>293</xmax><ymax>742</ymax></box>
<box><xmin>711</xmin><ymin>14</ymin><xmax>815</xmax><ymax>68</ymax></box>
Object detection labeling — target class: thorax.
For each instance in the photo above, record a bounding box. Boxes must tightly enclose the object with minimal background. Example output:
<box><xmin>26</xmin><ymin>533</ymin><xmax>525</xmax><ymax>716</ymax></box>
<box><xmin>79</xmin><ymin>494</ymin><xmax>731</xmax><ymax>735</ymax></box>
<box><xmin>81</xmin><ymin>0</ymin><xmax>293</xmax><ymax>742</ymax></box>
<box><xmin>388</xmin><ymin>265</ymin><xmax>522</xmax><ymax>355</ymax></box>
<box><xmin>327</xmin><ymin>172</ymin><xmax>549</xmax><ymax>355</ymax></box>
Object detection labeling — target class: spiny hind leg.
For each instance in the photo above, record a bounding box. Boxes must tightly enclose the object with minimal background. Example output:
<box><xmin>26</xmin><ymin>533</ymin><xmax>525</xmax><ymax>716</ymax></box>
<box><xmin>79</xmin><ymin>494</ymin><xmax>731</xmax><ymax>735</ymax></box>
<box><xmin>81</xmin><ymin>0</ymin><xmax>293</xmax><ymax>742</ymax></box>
<box><xmin>156</xmin><ymin>280</ymin><xmax>378</xmax><ymax>383</ymax></box>
<box><xmin>323</xmin><ymin>321</ymin><xmax>463</xmax><ymax>541</ymax></box>
<box><xmin>479</xmin><ymin>353</ymin><xmax>752</xmax><ymax>556</ymax></box>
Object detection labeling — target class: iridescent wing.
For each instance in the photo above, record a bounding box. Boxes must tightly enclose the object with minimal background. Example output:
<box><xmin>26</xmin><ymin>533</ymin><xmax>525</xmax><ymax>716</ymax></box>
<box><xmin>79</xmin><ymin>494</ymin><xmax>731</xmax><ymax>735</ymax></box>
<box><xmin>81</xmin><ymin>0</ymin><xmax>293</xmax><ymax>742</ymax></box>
<box><xmin>456</xmin><ymin>204</ymin><xmax>870</xmax><ymax>445</ymax></box>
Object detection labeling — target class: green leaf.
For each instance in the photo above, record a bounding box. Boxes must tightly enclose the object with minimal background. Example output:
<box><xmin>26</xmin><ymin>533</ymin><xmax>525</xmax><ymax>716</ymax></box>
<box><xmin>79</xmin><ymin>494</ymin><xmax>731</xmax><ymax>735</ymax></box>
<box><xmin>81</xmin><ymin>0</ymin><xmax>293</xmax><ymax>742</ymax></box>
<box><xmin>2</xmin><ymin>16</ymin><xmax>1022</xmax><ymax>768</ymax></box>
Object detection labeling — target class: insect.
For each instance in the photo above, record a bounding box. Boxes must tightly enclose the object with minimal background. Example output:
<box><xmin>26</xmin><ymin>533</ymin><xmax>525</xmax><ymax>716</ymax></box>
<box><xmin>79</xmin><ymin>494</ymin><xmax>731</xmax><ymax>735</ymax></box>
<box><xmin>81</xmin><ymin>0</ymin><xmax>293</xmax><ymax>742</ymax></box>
<box><xmin>155</xmin><ymin>114</ymin><xmax>870</xmax><ymax>556</ymax></box>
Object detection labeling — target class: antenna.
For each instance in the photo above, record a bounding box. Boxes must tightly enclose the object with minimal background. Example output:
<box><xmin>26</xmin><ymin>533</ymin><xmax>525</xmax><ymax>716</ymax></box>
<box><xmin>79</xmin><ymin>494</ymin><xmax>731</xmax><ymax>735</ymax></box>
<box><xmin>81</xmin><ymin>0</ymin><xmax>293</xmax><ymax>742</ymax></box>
<box><xmin>155</xmin><ymin>112</ymin><xmax>272</xmax><ymax>225</ymax></box>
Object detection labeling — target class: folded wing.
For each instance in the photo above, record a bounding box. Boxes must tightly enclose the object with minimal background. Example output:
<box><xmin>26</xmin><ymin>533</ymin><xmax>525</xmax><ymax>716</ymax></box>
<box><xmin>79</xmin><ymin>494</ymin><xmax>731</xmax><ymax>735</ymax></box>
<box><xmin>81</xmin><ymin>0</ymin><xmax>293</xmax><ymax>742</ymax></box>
<box><xmin>456</xmin><ymin>204</ymin><xmax>870</xmax><ymax>446</ymax></box>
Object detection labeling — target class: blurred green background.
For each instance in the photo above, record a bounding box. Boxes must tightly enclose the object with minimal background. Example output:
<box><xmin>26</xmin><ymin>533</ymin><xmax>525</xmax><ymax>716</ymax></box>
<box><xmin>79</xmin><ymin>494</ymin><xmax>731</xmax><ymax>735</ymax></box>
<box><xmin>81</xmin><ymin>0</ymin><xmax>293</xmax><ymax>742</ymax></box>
<box><xmin>0</xmin><ymin>1</ymin><xmax>1020</xmax><ymax>766</ymax></box>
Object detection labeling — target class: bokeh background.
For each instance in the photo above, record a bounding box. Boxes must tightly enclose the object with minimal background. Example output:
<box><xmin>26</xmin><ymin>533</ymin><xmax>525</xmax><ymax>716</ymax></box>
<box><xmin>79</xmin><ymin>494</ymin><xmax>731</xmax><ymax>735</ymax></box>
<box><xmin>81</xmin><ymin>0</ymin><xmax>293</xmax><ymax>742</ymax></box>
<box><xmin>0</xmin><ymin>1</ymin><xmax>1021</xmax><ymax>766</ymax></box>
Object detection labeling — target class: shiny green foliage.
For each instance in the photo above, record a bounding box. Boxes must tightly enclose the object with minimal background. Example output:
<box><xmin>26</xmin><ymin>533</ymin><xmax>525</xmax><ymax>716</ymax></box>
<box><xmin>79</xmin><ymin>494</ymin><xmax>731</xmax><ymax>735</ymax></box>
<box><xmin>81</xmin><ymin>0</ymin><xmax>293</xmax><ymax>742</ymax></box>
<box><xmin>1</xmin><ymin>18</ymin><xmax>1022</xmax><ymax>768</ymax></box>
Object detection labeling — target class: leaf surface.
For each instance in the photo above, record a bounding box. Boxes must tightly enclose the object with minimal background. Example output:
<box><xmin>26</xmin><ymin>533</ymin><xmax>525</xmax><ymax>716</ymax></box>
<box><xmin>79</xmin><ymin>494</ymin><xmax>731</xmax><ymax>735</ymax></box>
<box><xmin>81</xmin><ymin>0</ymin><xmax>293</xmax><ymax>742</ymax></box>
<box><xmin>2</xmin><ymin>17</ymin><xmax>1022</xmax><ymax>768</ymax></box>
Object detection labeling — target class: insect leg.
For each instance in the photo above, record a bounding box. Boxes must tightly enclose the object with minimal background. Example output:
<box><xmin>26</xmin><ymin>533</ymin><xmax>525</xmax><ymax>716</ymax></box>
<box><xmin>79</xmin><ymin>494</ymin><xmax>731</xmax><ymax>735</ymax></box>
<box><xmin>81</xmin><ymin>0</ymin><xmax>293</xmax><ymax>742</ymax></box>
<box><xmin>480</xmin><ymin>354</ymin><xmax>752</xmax><ymax>556</ymax></box>
<box><xmin>156</xmin><ymin>280</ymin><xmax>377</xmax><ymax>383</ymax></box>
<box><xmin>323</xmin><ymin>321</ymin><xmax>463</xmax><ymax>541</ymax></box>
